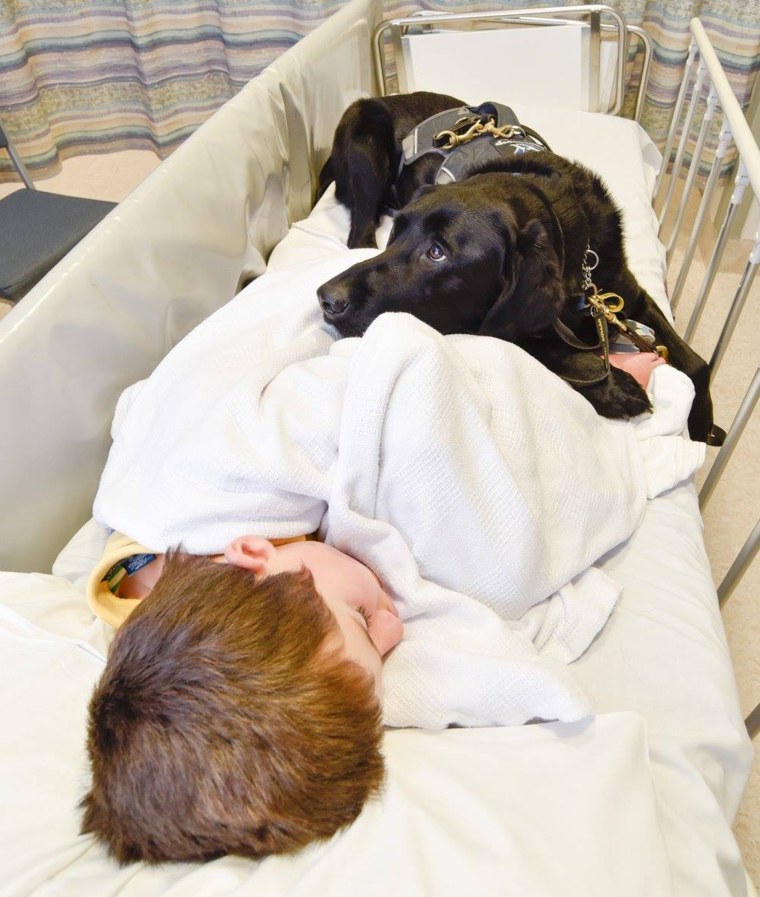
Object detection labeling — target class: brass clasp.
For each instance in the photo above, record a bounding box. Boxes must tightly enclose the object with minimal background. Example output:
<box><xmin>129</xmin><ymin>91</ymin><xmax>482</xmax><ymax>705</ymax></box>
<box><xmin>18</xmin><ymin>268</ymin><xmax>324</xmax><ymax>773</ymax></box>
<box><xmin>433</xmin><ymin>118</ymin><xmax>522</xmax><ymax>150</ymax></box>
<box><xmin>435</xmin><ymin>120</ymin><xmax>488</xmax><ymax>150</ymax></box>
<box><xmin>589</xmin><ymin>291</ymin><xmax>625</xmax><ymax>317</ymax></box>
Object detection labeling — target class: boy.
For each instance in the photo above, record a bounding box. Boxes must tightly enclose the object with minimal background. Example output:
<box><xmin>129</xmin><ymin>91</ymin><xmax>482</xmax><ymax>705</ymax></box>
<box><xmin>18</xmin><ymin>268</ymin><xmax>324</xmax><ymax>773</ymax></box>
<box><xmin>81</xmin><ymin>531</ymin><xmax>403</xmax><ymax>864</ymax></box>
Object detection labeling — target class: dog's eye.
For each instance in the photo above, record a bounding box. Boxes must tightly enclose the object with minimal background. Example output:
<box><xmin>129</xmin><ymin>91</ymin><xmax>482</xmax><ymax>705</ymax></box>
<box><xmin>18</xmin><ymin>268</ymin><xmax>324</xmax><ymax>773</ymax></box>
<box><xmin>426</xmin><ymin>242</ymin><xmax>447</xmax><ymax>262</ymax></box>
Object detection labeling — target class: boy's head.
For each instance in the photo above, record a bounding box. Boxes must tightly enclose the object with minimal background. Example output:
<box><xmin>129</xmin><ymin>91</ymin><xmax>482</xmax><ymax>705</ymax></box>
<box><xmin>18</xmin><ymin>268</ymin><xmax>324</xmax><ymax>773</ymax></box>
<box><xmin>81</xmin><ymin>542</ymin><xmax>403</xmax><ymax>864</ymax></box>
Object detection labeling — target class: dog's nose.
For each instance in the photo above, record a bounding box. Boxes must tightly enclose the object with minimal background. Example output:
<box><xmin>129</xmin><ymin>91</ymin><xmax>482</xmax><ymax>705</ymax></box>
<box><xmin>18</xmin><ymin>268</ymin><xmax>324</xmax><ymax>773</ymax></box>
<box><xmin>317</xmin><ymin>284</ymin><xmax>350</xmax><ymax>318</ymax></box>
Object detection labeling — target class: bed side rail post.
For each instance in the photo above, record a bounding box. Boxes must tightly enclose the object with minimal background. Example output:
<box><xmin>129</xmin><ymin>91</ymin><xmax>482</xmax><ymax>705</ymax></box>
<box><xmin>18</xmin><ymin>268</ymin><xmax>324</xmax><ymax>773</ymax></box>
<box><xmin>657</xmin><ymin>22</ymin><xmax>760</xmax><ymax>302</ymax></box>
<box><xmin>662</xmin><ymin>19</ymin><xmax>760</xmax><ymax>741</ymax></box>
<box><xmin>627</xmin><ymin>25</ymin><xmax>652</xmax><ymax>125</ymax></box>
<box><xmin>653</xmin><ymin>43</ymin><xmax>697</xmax><ymax>199</ymax></box>
<box><xmin>699</xmin><ymin>366</ymin><xmax>759</xmax><ymax>512</ymax></box>
<box><xmin>657</xmin><ymin>19</ymin><xmax>760</xmax><ymax>411</ymax></box>
<box><xmin>667</xmin><ymin>114</ymin><xmax>731</xmax><ymax>308</ymax></box>
<box><xmin>682</xmin><ymin>163</ymin><xmax>750</xmax><ymax>342</ymax></box>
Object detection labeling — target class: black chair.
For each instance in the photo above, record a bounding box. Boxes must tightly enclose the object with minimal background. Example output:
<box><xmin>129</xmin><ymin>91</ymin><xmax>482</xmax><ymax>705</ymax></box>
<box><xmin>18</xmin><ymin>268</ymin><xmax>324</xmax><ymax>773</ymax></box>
<box><xmin>0</xmin><ymin>123</ymin><xmax>117</xmax><ymax>302</ymax></box>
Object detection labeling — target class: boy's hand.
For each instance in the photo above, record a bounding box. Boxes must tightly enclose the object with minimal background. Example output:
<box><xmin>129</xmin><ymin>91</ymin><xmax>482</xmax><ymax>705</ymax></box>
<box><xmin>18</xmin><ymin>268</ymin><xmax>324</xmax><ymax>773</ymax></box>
<box><xmin>608</xmin><ymin>352</ymin><xmax>665</xmax><ymax>389</ymax></box>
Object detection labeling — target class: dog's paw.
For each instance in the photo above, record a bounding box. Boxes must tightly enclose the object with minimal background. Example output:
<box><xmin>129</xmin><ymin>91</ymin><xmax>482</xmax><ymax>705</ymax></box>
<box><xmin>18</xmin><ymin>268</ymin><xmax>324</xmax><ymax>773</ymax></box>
<box><xmin>581</xmin><ymin>367</ymin><xmax>652</xmax><ymax>420</ymax></box>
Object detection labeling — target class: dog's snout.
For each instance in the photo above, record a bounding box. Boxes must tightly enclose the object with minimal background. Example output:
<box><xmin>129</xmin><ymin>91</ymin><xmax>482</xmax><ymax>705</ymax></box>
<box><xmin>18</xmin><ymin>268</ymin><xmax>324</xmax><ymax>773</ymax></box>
<box><xmin>317</xmin><ymin>282</ymin><xmax>350</xmax><ymax>318</ymax></box>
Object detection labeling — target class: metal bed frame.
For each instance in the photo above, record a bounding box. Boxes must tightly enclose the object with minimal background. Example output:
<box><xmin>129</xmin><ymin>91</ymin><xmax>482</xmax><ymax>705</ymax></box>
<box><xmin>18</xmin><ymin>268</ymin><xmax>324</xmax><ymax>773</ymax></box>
<box><xmin>372</xmin><ymin>7</ymin><xmax>758</xmax><ymax>739</ymax></box>
<box><xmin>658</xmin><ymin>21</ymin><xmax>759</xmax><ymax>528</ymax></box>
<box><xmin>657</xmin><ymin>19</ymin><xmax>760</xmax><ymax>738</ymax></box>
<box><xmin>373</xmin><ymin>5</ymin><xmax>653</xmax><ymax>121</ymax></box>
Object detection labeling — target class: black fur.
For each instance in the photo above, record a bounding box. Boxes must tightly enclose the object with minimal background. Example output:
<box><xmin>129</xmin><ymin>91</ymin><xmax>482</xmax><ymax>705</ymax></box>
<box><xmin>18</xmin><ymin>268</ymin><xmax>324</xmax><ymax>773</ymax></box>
<box><xmin>317</xmin><ymin>92</ymin><xmax>464</xmax><ymax>248</ymax></box>
<box><xmin>317</xmin><ymin>93</ymin><xmax>716</xmax><ymax>441</ymax></box>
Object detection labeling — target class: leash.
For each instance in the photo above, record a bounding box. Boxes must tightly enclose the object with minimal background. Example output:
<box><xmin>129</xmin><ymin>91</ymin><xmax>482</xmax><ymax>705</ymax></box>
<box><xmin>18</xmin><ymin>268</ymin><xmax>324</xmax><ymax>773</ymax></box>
<box><xmin>581</xmin><ymin>247</ymin><xmax>669</xmax><ymax>360</ymax></box>
<box><xmin>554</xmin><ymin>247</ymin><xmax>669</xmax><ymax>388</ymax></box>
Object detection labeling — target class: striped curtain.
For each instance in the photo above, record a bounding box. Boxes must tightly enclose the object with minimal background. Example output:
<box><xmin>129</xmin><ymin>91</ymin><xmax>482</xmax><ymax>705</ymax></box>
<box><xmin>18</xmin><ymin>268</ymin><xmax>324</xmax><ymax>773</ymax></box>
<box><xmin>617</xmin><ymin>0</ymin><xmax>759</xmax><ymax>161</ymax></box>
<box><xmin>385</xmin><ymin>0</ymin><xmax>759</xmax><ymax>152</ymax></box>
<box><xmin>0</xmin><ymin>0</ymin><xmax>345</xmax><ymax>180</ymax></box>
<box><xmin>1</xmin><ymin>0</ymin><xmax>757</xmax><ymax>182</ymax></box>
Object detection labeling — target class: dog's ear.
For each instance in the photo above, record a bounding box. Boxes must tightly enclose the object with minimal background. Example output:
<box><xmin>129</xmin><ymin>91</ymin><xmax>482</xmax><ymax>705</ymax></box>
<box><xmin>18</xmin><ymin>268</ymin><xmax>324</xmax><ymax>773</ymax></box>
<box><xmin>479</xmin><ymin>218</ymin><xmax>564</xmax><ymax>341</ymax></box>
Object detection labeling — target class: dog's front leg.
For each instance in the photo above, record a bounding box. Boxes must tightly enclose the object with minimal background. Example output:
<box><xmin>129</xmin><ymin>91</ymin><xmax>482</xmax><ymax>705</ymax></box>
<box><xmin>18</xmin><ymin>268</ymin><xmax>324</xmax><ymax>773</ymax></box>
<box><xmin>329</xmin><ymin>99</ymin><xmax>398</xmax><ymax>249</ymax></box>
<box><xmin>521</xmin><ymin>339</ymin><xmax>653</xmax><ymax>420</ymax></box>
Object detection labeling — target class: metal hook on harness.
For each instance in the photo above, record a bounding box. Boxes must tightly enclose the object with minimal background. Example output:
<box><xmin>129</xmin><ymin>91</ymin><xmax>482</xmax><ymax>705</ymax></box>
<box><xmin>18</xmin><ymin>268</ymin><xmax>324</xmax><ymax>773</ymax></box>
<box><xmin>433</xmin><ymin>119</ymin><xmax>524</xmax><ymax>151</ymax></box>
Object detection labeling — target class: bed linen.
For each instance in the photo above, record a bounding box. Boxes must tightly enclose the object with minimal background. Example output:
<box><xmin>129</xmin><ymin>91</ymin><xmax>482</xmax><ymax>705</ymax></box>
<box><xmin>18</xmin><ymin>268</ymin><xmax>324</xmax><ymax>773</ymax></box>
<box><xmin>0</xmin><ymin>102</ymin><xmax>752</xmax><ymax>897</ymax></box>
<box><xmin>90</xmin><ymin>246</ymin><xmax>701</xmax><ymax>729</ymax></box>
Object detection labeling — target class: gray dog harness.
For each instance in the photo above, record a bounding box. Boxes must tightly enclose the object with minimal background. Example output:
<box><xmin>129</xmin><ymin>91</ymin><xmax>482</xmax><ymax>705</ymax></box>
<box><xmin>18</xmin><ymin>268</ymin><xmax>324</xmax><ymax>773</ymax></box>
<box><xmin>399</xmin><ymin>101</ymin><xmax>551</xmax><ymax>184</ymax></box>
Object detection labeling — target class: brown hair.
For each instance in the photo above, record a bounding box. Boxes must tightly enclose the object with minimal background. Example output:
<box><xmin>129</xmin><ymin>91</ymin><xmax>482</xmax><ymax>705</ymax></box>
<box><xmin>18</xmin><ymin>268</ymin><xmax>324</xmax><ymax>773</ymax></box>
<box><xmin>80</xmin><ymin>551</ymin><xmax>384</xmax><ymax>864</ymax></box>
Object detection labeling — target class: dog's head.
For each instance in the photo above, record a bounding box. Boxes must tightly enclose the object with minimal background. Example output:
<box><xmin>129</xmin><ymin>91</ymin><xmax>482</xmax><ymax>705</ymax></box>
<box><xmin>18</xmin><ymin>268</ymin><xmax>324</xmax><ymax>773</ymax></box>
<box><xmin>317</xmin><ymin>173</ymin><xmax>568</xmax><ymax>340</ymax></box>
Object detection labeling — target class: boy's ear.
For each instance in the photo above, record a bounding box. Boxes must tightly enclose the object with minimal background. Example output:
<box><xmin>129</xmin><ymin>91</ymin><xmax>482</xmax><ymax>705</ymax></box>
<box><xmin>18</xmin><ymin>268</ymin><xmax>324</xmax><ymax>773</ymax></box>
<box><xmin>223</xmin><ymin>535</ymin><xmax>277</xmax><ymax>574</ymax></box>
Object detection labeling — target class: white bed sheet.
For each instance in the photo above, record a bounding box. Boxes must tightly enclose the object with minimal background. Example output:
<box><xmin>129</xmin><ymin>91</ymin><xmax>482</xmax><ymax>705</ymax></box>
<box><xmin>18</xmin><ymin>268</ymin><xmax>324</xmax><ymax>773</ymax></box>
<box><xmin>0</xmin><ymin>107</ymin><xmax>753</xmax><ymax>895</ymax></box>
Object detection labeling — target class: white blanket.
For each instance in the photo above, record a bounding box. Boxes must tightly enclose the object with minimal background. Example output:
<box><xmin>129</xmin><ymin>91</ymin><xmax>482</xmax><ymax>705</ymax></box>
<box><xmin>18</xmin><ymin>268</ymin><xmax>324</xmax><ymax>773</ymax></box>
<box><xmin>94</xmin><ymin>251</ymin><xmax>704</xmax><ymax>728</ymax></box>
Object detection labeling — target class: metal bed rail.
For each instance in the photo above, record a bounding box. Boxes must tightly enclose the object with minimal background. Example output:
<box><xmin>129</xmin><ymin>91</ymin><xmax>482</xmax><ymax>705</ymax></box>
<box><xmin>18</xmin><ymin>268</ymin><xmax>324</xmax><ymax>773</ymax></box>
<box><xmin>656</xmin><ymin>18</ymin><xmax>759</xmax><ymax>738</ymax></box>
<box><xmin>372</xmin><ymin>5</ymin><xmax>651</xmax><ymax>121</ymax></box>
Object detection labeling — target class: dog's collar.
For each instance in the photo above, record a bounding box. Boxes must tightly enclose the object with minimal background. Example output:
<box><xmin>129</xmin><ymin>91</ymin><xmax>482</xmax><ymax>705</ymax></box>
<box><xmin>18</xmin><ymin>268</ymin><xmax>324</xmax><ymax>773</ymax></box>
<box><xmin>398</xmin><ymin>102</ymin><xmax>550</xmax><ymax>183</ymax></box>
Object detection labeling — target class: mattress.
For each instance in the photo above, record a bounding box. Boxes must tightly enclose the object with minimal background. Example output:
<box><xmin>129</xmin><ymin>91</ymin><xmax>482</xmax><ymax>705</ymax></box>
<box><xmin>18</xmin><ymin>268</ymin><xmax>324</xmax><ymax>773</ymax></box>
<box><xmin>0</xmin><ymin>106</ymin><xmax>753</xmax><ymax>896</ymax></box>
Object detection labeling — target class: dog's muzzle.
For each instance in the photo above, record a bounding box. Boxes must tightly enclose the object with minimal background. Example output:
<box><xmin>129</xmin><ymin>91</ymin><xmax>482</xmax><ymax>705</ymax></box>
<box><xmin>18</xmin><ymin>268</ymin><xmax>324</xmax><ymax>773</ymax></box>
<box><xmin>317</xmin><ymin>281</ymin><xmax>350</xmax><ymax>320</ymax></box>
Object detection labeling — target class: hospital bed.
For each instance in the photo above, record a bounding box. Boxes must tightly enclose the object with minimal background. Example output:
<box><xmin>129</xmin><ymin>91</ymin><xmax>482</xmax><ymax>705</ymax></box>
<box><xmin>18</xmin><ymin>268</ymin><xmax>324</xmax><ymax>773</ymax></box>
<box><xmin>0</xmin><ymin>1</ymin><xmax>757</xmax><ymax>894</ymax></box>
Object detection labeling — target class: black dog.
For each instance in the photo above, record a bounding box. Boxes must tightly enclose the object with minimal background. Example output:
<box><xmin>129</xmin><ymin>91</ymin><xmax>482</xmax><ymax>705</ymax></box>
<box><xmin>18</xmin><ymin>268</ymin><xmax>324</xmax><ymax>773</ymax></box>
<box><xmin>318</xmin><ymin>91</ymin><xmax>465</xmax><ymax>248</ymax></box>
<box><xmin>316</xmin><ymin>93</ymin><xmax>719</xmax><ymax>443</ymax></box>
